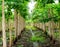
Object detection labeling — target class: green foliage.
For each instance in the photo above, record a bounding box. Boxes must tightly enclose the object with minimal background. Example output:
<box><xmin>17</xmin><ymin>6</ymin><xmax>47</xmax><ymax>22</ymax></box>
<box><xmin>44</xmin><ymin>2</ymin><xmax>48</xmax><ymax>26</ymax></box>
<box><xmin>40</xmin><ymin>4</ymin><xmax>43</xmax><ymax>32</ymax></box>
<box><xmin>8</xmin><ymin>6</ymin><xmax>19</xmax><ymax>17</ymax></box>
<box><xmin>26</xmin><ymin>25</ymin><xmax>37</xmax><ymax>30</ymax></box>
<box><xmin>0</xmin><ymin>5</ymin><xmax>2</xmax><ymax>21</ymax></box>
<box><xmin>4</xmin><ymin>0</ymin><xmax>29</xmax><ymax>19</ymax></box>
<box><xmin>0</xmin><ymin>5</ymin><xmax>2</xmax><ymax>16</ymax></box>
<box><xmin>35</xmin><ymin>0</ymin><xmax>54</xmax><ymax>8</ymax></box>
<box><xmin>32</xmin><ymin>3</ymin><xmax>60</xmax><ymax>23</ymax></box>
<box><xmin>0</xmin><ymin>0</ymin><xmax>2</xmax><ymax>5</ymax></box>
<box><xmin>46</xmin><ymin>0</ymin><xmax>54</xmax><ymax>4</ymax></box>
<box><xmin>31</xmin><ymin>36</ymin><xmax>46</xmax><ymax>42</ymax></box>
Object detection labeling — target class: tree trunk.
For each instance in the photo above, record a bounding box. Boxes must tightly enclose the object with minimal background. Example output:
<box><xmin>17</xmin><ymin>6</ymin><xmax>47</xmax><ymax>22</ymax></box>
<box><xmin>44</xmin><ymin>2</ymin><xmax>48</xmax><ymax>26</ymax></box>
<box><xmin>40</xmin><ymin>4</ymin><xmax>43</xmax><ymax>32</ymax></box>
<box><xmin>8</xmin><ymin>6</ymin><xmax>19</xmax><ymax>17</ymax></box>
<box><xmin>48</xmin><ymin>21</ymin><xmax>51</xmax><ymax>36</ymax></box>
<box><xmin>2</xmin><ymin>0</ymin><xmax>7</xmax><ymax>47</ymax></box>
<box><xmin>9</xmin><ymin>19</ymin><xmax>12</xmax><ymax>47</ymax></box>
<box><xmin>48</xmin><ymin>8</ymin><xmax>52</xmax><ymax>36</ymax></box>
<box><xmin>42</xmin><ymin>22</ymin><xmax>45</xmax><ymax>32</ymax></box>
<box><xmin>14</xmin><ymin>9</ymin><xmax>18</xmax><ymax>37</ymax></box>
<box><xmin>59</xmin><ymin>21</ymin><xmax>60</xmax><ymax>31</ymax></box>
<box><xmin>17</xmin><ymin>13</ymin><xmax>20</xmax><ymax>35</ymax></box>
<box><xmin>18</xmin><ymin>14</ymin><xmax>25</xmax><ymax>35</ymax></box>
